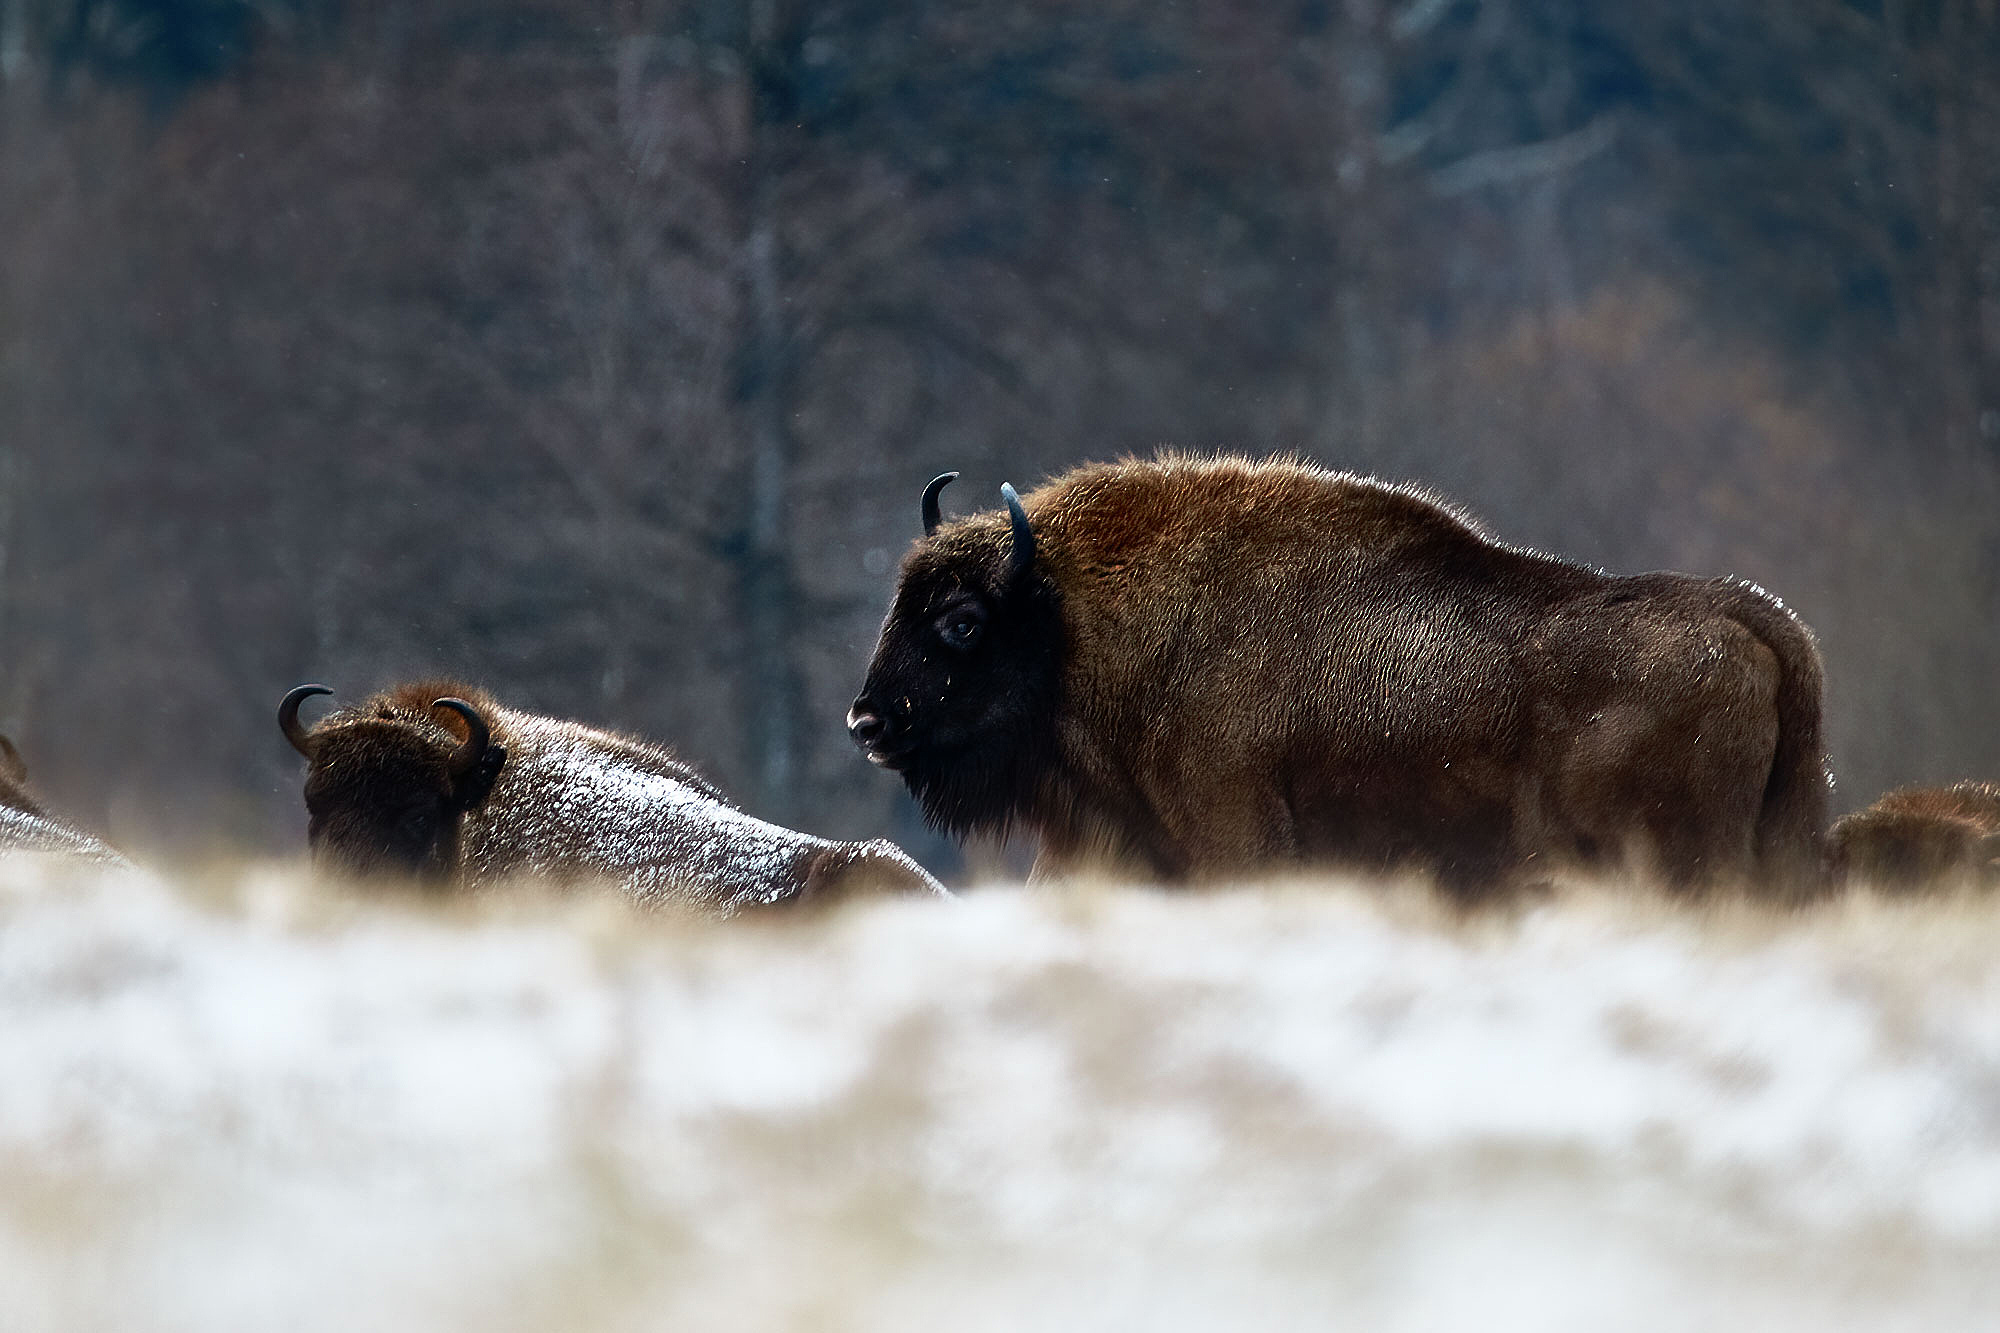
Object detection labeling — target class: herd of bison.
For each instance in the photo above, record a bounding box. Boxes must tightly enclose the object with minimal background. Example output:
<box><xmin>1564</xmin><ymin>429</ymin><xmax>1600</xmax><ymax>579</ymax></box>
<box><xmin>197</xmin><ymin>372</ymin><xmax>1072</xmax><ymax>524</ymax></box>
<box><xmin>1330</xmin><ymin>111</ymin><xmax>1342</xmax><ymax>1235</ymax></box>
<box><xmin>1</xmin><ymin>453</ymin><xmax>1995</xmax><ymax>905</ymax></box>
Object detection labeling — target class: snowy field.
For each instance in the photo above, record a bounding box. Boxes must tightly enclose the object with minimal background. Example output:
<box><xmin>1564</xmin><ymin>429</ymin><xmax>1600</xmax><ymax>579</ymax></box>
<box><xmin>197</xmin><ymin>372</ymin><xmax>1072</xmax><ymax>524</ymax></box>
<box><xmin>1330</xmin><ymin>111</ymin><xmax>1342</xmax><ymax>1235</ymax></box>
<box><xmin>3</xmin><ymin>859</ymin><xmax>1999</xmax><ymax>1331</ymax></box>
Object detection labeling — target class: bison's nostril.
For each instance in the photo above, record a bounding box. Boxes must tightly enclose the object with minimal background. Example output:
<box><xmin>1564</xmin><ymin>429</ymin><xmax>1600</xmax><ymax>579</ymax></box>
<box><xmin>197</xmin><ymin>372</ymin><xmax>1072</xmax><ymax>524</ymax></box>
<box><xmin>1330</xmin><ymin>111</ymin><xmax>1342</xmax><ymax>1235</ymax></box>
<box><xmin>846</xmin><ymin>706</ymin><xmax>889</xmax><ymax>747</ymax></box>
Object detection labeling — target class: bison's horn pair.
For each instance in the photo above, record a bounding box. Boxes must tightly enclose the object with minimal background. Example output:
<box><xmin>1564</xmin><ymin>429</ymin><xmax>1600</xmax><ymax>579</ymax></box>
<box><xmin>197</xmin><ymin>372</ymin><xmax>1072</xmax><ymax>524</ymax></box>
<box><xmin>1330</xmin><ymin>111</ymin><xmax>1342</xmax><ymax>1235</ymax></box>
<box><xmin>279</xmin><ymin>684</ymin><xmax>333</xmax><ymax>759</ymax></box>
<box><xmin>917</xmin><ymin>472</ymin><xmax>1035</xmax><ymax>575</ymax></box>
<box><xmin>431</xmin><ymin>697</ymin><xmax>492</xmax><ymax>777</ymax></box>
<box><xmin>921</xmin><ymin>472</ymin><xmax>958</xmax><ymax>536</ymax></box>
<box><xmin>1001</xmin><ymin>482</ymin><xmax>1035</xmax><ymax>578</ymax></box>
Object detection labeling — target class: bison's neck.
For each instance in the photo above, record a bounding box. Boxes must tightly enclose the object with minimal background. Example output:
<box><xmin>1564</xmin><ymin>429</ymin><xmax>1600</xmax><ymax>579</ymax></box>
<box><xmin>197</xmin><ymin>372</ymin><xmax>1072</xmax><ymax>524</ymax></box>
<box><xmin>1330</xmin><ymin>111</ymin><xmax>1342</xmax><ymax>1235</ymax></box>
<box><xmin>1000</xmin><ymin>738</ymin><xmax>1187</xmax><ymax>883</ymax></box>
<box><xmin>1022</xmin><ymin>799</ymin><xmax>1174</xmax><ymax>884</ymax></box>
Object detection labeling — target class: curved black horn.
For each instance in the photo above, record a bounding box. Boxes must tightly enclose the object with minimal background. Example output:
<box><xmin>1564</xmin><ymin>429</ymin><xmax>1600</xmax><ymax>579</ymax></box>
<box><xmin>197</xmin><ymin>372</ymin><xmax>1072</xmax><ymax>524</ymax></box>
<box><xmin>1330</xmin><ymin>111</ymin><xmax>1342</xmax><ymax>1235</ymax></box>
<box><xmin>1001</xmin><ymin>482</ymin><xmax>1035</xmax><ymax>578</ymax></box>
<box><xmin>278</xmin><ymin>684</ymin><xmax>333</xmax><ymax>759</ymax></box>
<box><xmin>431</xmin><ymin>697</ymin><xmax>491</xmax><ymax>777</ymax></box>
<box><xmin>921</xmin><ymin>471</ymin><xmax>959</xmax><ymax>536</ymax></box>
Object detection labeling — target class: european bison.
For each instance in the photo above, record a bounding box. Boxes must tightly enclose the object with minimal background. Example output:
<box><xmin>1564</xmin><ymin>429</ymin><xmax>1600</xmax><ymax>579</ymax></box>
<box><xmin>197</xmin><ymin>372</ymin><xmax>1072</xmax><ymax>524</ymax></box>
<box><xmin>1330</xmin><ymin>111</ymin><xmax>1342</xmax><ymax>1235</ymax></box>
<box><xmin>0</xmin><ymin>734</ymin><xmax>129</xmax><ymax>866</ymax></box>
<box><xmin>849</xmin><ymin>454</ymin><xmax>1829</xmax><ymax>898</ymax></box>
<box><xmin>1829</xmin><ymin>782</ymin><xmax>2000</xmax><ymax>891</ymax></box>
<box><xmin>280</xmin><ymin>681</ymin><xmax>948</xmax><ymax>911</ymax></box>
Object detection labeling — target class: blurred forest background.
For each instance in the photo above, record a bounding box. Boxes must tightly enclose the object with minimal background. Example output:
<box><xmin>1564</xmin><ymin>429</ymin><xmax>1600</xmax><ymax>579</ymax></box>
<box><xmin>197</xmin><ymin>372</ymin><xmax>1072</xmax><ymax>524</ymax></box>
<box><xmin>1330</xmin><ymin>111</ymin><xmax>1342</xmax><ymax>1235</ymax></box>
<box><xmin>1</xmin><ymin>0</ymin><xmax>1997</xmax><ymax>874</ymax></box>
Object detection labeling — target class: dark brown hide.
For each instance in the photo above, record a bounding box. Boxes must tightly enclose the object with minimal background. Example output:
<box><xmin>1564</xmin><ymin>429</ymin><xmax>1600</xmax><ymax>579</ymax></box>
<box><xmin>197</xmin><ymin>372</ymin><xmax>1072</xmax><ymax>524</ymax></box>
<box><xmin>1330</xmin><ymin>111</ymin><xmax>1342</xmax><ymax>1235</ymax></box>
<box><xmin>1829</xmin><ymin>782</ymin><xmax>2000</xmax><ymax>891</ymax></box>
<box><xmin>852</xmin><ymin>454</ymin><xmax>1830</xmax><ymax>898</ymax></box>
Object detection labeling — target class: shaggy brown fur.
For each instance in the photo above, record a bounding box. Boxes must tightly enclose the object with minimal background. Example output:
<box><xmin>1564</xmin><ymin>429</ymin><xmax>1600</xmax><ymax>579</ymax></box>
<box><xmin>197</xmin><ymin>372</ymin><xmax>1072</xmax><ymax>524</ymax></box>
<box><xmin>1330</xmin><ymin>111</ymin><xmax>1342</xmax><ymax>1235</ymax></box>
<box><xmin>283</xmin><ymin>681</ymin><xmax>947</xmax><ymax>911</ymax></box>
<box><xmin>1829</xmin><ymin>782</ymin><xmax>2000</xmax><ymax>891</ymax></box>
<box><xmin>851</xmin><ymin>453</ymin><xmax>1829</xmax><ymax>899</ymax></box>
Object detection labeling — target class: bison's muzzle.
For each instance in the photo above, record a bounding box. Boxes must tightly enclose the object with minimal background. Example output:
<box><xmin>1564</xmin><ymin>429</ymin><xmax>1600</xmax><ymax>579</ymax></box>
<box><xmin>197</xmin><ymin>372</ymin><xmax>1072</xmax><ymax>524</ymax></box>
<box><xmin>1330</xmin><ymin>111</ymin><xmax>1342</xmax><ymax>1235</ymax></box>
<box><xmin>845</xmin><ymin>701</ymin><xmax>915</xmax><ymax>770</ymax></box>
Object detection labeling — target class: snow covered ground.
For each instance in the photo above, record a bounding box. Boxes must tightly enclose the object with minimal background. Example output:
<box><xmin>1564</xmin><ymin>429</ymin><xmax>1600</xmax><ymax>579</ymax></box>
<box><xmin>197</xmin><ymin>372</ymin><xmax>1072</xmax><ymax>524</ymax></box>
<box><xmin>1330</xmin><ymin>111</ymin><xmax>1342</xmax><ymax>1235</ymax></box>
<box><xmin>2</xmin><ymin>858</ymin><xmax>1998</xmax><ymax>1332</ymax></box>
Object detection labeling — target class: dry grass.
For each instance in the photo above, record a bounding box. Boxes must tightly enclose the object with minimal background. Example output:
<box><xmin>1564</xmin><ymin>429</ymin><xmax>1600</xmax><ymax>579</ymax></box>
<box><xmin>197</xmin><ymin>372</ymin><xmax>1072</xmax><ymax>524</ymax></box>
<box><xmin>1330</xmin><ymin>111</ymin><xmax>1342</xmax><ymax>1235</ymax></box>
<box><xmin>2</xmin><ymin>859</ymin><xmax>1998</xmax><ymax>1331</ymax></box>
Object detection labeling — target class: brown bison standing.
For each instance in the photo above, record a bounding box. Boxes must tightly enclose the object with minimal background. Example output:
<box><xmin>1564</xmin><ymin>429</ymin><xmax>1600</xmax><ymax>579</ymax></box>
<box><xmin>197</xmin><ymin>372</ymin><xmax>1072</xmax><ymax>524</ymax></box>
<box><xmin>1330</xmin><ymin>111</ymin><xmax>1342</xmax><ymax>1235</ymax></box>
<box><xmin>1829</xmin><ymin>782</ymin><xmax>2000</xmax><ymax>890</ymax></box>
<box><xmin>849</xmin><ymin>454</ymin><xmax>1830</xmax><ymax>898</ymax></box>
<box><xmin>281</xmin><ymin>681</ymin><xmax>948</xmax><ymax>911</ymax></box>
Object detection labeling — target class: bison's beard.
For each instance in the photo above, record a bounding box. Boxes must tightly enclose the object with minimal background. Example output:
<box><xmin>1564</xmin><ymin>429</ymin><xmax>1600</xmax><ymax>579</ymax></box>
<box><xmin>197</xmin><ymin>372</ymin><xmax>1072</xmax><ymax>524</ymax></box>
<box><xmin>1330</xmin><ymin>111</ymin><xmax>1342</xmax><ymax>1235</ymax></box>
<box><xmin>900</xmin><ymin>723</ymin><xmax>1060</xmax><ymax>845</ymax></box>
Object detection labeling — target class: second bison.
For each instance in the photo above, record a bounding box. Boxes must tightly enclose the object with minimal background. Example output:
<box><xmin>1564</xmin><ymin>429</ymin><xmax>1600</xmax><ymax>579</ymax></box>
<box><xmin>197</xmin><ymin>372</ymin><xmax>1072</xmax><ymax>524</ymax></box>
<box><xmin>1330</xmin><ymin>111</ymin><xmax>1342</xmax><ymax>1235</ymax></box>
<box><xmin>849</xmin><ymin>453</ymin><xmax>1829</xmax><ymax>898</ymax></box>
<box><xmin>281</xmin><ymin>681</ymin><xmax>947</xmax><ymax>911</ymax></box>
<box><xmin>1829</xmin><ymin>782</ymin><xmax>2000</xmax><ymax>891</ymax></box>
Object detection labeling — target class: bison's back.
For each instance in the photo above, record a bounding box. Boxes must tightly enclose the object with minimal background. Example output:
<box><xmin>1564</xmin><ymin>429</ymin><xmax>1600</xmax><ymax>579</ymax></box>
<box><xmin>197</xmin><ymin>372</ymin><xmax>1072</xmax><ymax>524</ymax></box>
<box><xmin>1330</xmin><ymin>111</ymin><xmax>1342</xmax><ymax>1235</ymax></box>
<box><xmin>1025</xmin><ymin>459</ymin><xmax>1823</xmax><ymax>893</ymax></box>
<box><xmin>466</xmin><ymin>713</ymin><xmax>946</xmax><ymax>912</ymax></box>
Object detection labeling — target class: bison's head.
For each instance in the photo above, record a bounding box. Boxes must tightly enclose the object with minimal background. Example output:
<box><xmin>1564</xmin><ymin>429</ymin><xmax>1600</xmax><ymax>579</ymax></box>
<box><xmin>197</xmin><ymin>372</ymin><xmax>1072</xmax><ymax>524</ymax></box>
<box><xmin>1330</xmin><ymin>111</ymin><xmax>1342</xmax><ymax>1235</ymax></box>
<box><xmin>849</xmin><ymin>474</ymin><xmax>1063</xmax><ymax>838</ymax></box>
<box><xmin>279</xmin><ymin>684</ymin><xmax>507</xmax><ymax>882</ymax></box>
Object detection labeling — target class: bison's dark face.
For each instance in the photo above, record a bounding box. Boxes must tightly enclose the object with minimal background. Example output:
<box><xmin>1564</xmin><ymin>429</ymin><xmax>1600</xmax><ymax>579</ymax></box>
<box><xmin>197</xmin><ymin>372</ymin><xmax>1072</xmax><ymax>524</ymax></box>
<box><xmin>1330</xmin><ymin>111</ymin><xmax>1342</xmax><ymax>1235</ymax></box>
<box><xmin>303</xmin><ymin>728</ymin><xmax>466</xmax><ymax>878</ymax></box>
<box><xmin>849</xmin><ymin>479</ymin><xmax>1063</xmax><ymax>837</ymax></box>
<box><xmin>280</xmin><ymin>687</ymin><xmax>505</xmax><ymax>883</ymax></box>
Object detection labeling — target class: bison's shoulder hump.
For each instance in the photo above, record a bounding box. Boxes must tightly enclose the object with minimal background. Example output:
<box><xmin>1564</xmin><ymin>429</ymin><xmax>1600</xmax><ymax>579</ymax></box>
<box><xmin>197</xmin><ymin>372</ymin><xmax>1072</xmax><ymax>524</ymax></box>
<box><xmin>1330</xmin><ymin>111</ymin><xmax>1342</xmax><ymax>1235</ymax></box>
<box><xmin>1031</xmin><ymin>454</ymin><xmax>1494</xmax><ymax>552</ymax></box>
<box><xmin>374</xmin><ymin>679</ymin><xmax>497</xmax><ymax>717</ymax></box>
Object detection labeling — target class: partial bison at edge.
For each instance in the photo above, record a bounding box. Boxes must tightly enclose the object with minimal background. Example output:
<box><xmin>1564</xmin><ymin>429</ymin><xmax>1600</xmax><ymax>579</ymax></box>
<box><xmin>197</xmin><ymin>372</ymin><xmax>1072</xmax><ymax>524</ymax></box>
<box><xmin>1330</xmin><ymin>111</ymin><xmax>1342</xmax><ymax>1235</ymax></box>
<box><xmin>0</xmin><ymin>734</ymin><xmax>130</xmax><ymax>866</ymax></box>
<box><xmin>851</xmin><ymin>453</ymin><xmax>1830</xmax><ymax>899</ymax></box>
<box><xmin>280</xmin><ymin>682</ymin><xmax>948</xmax><ymax>912</ymax></box>
<box><xmin>1829</xmin><ymin>782</ymin><xmax>2000</xmax><ymax>891</ymax></box>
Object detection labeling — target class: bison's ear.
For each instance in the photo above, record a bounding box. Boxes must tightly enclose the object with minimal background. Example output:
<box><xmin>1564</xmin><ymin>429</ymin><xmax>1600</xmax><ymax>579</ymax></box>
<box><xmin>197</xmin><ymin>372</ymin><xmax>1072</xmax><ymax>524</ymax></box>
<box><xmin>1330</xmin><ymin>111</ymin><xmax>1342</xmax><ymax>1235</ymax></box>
<box><xmin>453</xmin><ymin>744</ymin><xmax>507</xmax><ymax>812</ymax></box>
<box><xmin>0</xmin><ymin>735</ymin><xmax>26</xmax><ymax>788</ymax></box>
<box><xmin>431</xmin><ymin>697</ymin><xmax>503</xmax><ymax>811</ymax></box>
<box><xmin>1000</xmin><ymin>482</ymin><xmax>1035</xmax><ymax>581</ymax></box>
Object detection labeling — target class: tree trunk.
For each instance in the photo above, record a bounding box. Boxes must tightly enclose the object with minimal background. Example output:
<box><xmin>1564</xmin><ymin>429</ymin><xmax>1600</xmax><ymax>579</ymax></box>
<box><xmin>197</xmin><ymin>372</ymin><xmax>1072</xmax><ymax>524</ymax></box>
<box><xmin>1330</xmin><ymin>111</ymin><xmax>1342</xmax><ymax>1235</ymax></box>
<box><xmin>738</xmin><ymin>0</ymin><xmax>800</xmax><ymax>819</ymax></box>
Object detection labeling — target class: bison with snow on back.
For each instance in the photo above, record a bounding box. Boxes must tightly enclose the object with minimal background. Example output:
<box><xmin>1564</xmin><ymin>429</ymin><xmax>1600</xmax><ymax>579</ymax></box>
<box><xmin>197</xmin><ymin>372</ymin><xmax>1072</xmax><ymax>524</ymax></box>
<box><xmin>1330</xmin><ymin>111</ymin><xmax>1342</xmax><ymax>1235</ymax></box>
<box><xmin>1829</xmin><ymin>781</ymin><xmax>2000</xmax><ymax>891</ymax></box>
<box><xmin>849</xmin><ymin>454</ymin><xmax>1830</xmax><ymax>898</ymax></box>
<box><xmin>0</xmin><ymin>734</ymin><xmax>130</xmax><ymax>866</ymax></box>
<box><xmin>280</xmin><ymin>682</ymin><xmax>948</xmax><ymax>912</ymax></box>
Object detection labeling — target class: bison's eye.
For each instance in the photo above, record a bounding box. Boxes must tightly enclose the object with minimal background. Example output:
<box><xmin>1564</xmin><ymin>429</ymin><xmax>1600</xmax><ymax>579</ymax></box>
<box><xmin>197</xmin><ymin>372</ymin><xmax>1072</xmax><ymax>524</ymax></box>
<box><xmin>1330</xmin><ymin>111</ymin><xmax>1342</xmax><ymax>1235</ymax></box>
<box><xmin>935</xmin><ymin>604</ymin><xmax>986</xmax><ymax>650</ymax></box>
